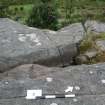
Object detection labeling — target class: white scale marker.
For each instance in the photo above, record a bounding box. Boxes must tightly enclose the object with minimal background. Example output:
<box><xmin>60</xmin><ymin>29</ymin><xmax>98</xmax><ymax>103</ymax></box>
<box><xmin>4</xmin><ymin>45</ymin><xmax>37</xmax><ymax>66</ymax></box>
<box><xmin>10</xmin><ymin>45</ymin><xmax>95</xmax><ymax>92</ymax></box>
<box><xmin>26</xmin><ymin>90</ymin><xmax>75</xmax><ymax>100</ymax></box>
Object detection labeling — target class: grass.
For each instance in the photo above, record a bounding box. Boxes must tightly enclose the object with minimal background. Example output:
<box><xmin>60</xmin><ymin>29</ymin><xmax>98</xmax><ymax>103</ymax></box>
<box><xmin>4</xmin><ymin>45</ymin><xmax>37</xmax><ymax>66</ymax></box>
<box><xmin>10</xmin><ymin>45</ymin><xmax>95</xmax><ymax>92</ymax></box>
<box><xmin>79</xmin><ymin>32</ymin><xmax>105</xmax><ymax>64</ymax></box>
<box><xmin>9</xmin><ymin>4</ymin><xmax>33</xmax><ymax>24</ymax></box>
<box><xmin>3</xmin><ymin>0</ymin><xmax>105</xmax><ymax>28</ymax></box>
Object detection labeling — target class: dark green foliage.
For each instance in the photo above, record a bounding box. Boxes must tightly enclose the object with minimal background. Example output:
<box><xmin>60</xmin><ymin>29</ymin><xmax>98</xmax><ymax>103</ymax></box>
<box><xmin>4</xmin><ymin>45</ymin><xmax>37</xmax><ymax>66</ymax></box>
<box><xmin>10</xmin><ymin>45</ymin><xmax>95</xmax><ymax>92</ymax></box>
<box><xmin>26</xmin><ymin>0</ymin><xmax>58</xmax><ymax>30</ymax></box>
<box><xmin>0</xmin><ymin>5</ymin><xmax>8</xmax><ymax>18</ymax></box>
<box><xmin>14</xmin><ymin>7</ymin><xmax>18</xmax><ymax>12</ymax></box>
<box><xmin>1</xmin><ymin>0</ymin><xmax>105</xmax><ymax>28</ymax></box>
<box><xmin>20</xmin><ymin>7</ymin><xmax>24</xmax><ymax>11</ymax></box>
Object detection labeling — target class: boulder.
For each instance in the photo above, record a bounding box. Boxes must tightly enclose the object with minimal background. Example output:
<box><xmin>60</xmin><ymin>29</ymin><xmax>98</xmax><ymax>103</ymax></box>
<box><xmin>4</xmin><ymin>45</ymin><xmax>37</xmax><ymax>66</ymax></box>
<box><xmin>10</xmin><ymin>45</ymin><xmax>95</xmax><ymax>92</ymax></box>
<box><xmin>85</xmin><ymin>20</ymin><xmax>105</xmax><ymax>33</ymax></box>
<box><xmin>75</xmin><ymin>50</ymin><xmax>98</xmax><ymax>64</ymax></box>
<box><xmin>84</xmin><ymin>50</ymin><xmax>97</xmax><ymax>58</ymax></box>
<box><xmin>58</xmin><ymin>23</ymin><xmax>85</xmax><ymax>44</ymax></box>
<box><xmin>43</xmin><ymin>23</ymin><xmax>85</xmax><ymax>65</ymax></box>
<box><xmin>0</xmin><ymin>63</ymin><xmax>105</xmax><ymax>104</ymax></box>
<box><xmin>0</xmin><ymin>18</ymin><xmax>83</xmax><ymax>72</ymax></box>
<box><xmin>75</xmin><ymin>55</ymin><xmax>89</xmax><ymax>64</ymax></box>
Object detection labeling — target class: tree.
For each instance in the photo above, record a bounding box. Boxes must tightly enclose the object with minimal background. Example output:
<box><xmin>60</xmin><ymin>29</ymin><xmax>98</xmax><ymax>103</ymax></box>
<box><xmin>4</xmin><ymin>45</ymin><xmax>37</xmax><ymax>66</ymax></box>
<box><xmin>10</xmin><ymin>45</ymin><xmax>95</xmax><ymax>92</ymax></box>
<box><xmin>27</xmin><ymin>0</ymin><xmax>58</xmax><ymax>30</ymax></box>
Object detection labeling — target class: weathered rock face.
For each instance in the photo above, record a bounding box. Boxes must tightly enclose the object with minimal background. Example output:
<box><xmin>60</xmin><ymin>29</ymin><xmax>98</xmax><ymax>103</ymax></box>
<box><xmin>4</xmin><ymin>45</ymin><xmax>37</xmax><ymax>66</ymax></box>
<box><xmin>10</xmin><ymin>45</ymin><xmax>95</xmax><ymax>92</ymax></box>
<box><xmin>96</xmin><ymin>40</ymin><xmax>105</xmax><ymax>52</ymax></box>
<box><xmin>1</xmin><ymin>18</ymin><xmax>105</xmax><ymax>105</ymax></box>
<box><xmin>85</xmin><ymin>20</ymin><xmax>105</xmax><ymax>33</ymax></box>
<box><xmin>58</xmin><ymin>23</ymin><xmax>85</xmax><ymax>43</ymax></box>
<box><xmin>74</xmin><ymin>20</ymin><xmax>105</xmax><ymax>64</ymax></box>
<box><xmin>0</xmin><ymin>18</ymin><xmax>85</xmax><ymax>72</ymax></box>
<box><xmin>2</xmin><ymin>19</ymin><xmax>105</xmax><ymax>73</ymax></box>
<box><xmin>0</xmin><ymin>63</ymin><xmax>105</xmax><ymax>105</ymax></box>
<box><xmin>43</xmin><ymin>23</ymin><xmax>85</xmax><ymax>47</ymax></box>
<box><xmin>0</xmin><ymin>64</ymin><xmax>61</xmax><ymax>80</ymax></box>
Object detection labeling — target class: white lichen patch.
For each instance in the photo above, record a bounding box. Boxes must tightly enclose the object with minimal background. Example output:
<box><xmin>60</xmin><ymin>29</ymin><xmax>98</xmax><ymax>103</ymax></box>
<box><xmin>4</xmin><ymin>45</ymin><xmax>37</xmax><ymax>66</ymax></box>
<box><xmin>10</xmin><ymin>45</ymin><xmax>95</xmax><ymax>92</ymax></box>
<box><xmin>18</xmin><ymin>33</ymin><xmax>42</xmax><ymax>46</ymax></box>
<box><xmin>101</xmin><ymin>79</ymin><xmax>105</xmax><ymax>84</ymax></box>
<box><xmin>19</xmin><ymin>34</ymin><xmax>24</xmax><ymax>36</ymax></box>
<box><xmin>89</xmin><ymin>71</ymin><xmax>94</xmax><ymax>74</ymax></box>
<box><xmin>65</xmin><ymin>86</ymin><xmax>73</xmax><ymax>93</ymax></box>
<box><xmin>95</xmin><ymin>65</ymin><xmax>99</xmax><ymax>68</ymax></box>
<box><xmin>75</xmin><ymin>86</ymin><xmax>80</xmax><ymax>91</ymax></box>
<box><xmin>18</xmin><ymin>36</ymin><xmax>26</xmax><ymax>42</ymax></box>
<box><xmin>50</xmin><ymin>103</ymin><xmax>58</xmax><ymax>105</ymax></box>
<box><xmin>48</xmin><ymin>30</ymin><xmax>57</xmax><ymax>34</ymax></box>
<box><xmin>73</xmin><ymin>98</ymin><xmax>78</xmax><ymax>102</ymax></box>
<box><xmin>46</xmin><ymin>77</ymin><xmax>53</xmax><ymax>82</ymax></box>
<box><xmin>5</xmin><ymin>81</ymin><xmax>9</xmax><ymax>85</ymax></box>
<box><xmin>36</xmin><ymin>42</ymin><xmax>42</xmax><ymax>46</ymax></box>
<box><xmin>18</xmin><ymin>34</ymin><xmax>26</xmax><ymax>42</ymax></box>
<box><xmin>26</xmin><ymin>33</ymin><xmax>37</xmax><ymax>40</ymax></box>
<box><xmin>29</xmin><ymin>27</ymin><xmax>35</xmax><ymax>30</ymax></box>
<box><xmin>14</xmin><ymin>30</ymin><xmax>17</xmax><ymax>33</ymax></box>
<box><xmin>26</xmin><ymin>33</ymin><xmax>41</xmax><ymax>45</ymax></box>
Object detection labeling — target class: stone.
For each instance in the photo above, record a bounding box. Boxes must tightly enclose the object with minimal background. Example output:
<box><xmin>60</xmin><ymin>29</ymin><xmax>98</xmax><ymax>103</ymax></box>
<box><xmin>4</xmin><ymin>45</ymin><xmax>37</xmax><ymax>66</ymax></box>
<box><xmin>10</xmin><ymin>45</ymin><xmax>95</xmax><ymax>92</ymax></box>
<box><xmin>57</xmin><ymin>22</ymin><xmax>85</xmax><ymax>44</ymax></box>
<box><xmin>0</xmin><ymin>63</ymin><xmax>105</xmax><ymax>104</ymax></box>
<box><xmin>84</xmin><ymin>50</ymin><xmax>97</xmax><ymax>58</ymax></box>
<box><xmin>85</xmin><ymin>20</ymin><xmax>105</xmax><ymax>33</ymax></box>
<box><xmin>43</xmin><ymin>23</ymin><xmax>85</xmax><ymax>66</ymax></box>
<box><xmin>96</xmin><ymin>40</ymin><xmax>105</xmax><ymax>51</ymax></box>
<box><xmin>75</xmin><ymin>55</ymin><xmax>89</xmax><ymax>64</ymax></box>
<box><xmin>0</xmin><ymin>18</ymin><xmax>80</xmax><ymax>72</ymax></box>
<box><xmin>75</xmin><ymin>49</ymin><xmax>98</xmax><ymax>64</ymax></box>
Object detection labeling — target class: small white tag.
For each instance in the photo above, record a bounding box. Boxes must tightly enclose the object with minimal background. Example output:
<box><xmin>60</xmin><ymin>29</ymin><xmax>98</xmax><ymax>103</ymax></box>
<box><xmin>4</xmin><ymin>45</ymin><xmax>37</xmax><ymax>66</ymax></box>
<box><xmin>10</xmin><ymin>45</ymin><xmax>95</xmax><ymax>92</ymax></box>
<box><xmin>26</xmin><ymin>90</ymin><xmax>42</xmax><ymax>99</ymax></box>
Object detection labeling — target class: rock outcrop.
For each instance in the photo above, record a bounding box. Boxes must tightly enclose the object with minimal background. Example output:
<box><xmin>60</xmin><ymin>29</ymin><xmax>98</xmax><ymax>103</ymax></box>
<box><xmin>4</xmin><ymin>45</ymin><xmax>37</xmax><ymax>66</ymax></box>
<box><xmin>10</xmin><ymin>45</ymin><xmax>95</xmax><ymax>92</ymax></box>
<box><xmin>1</xmin><ymin>19</ymin><xmax>105</xmax><ymax>105</ymax></box>
<box><xmin>74</xmin><ymin>20</ymin><xmax>105</xmax><ymax>64</ymax></box>
<box><xmin>0</xmin><ymin>63</ymin><xmax>105</xmax><ymax>105</ymax></box>
<box><xmin>0</xmin><ymin>18</ymin><xmax>85</xmax><ymax>72</ymax></box>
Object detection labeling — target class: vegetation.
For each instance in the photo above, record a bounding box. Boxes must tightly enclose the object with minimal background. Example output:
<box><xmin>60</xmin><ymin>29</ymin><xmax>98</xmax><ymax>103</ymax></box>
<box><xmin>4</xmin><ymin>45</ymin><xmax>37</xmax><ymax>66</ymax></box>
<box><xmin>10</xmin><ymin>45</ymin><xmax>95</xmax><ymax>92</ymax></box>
<box><xmin>1</xmin><ymin>0</ymin><xmax>105</xmax><ymax>63</ymax></box>
<box><xmin>80</xmin><ymin>32</ymin><xmax>105</xmax><ymax>53</ymax></box>
<box><xmin>1</xmin><ymin>0</ymin><xmax>105</xmax><ymax>28</ymax></box>
<box><xmin>0</xmin><ymin>0</ymin><xmax>105</xmax><ymax>27</ymax></box>
<box><xmin>8</xmin><ymin>4</ymin><xmax>33</xmax><ymax>23</ymax></box>
<box><xmin>79</xmin><ymin>32</ymin><xmax>105</xmax><ymax>64</ymax></box>
<box><xmin>0</xmin><ymin>5</ymin><xmax>8</xmax><ymax>17</ymax></box>
<box><xmin>26</xmin><ymin>0</ymin><xmax>58</xmax><ymax>30</ymax></box>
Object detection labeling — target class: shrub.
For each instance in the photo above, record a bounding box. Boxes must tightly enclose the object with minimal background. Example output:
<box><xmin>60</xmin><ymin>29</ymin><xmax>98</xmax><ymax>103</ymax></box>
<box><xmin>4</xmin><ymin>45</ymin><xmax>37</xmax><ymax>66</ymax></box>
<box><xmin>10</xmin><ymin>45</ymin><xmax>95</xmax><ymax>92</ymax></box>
<box><xmin>26</xmin><ymin>0</ymin><xmax>58</xmax><ymax>30</ymax></box>
<box><xmin>20</xmin><ymin>7</ymin><xmax>24</xmax><ymax>11</ymax></box>
<box><xmin>0</xmin><ymin>5</ymin><xmax>8</xmax><ymax>18</ymax></box>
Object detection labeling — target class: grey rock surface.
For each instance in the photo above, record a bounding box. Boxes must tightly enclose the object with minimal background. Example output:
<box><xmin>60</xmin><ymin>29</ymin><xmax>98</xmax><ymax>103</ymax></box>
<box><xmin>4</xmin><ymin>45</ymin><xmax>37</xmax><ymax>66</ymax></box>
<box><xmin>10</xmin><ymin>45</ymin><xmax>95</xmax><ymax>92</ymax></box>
<box><xmin>85</xmin><ymin>20</ymin><xmax>105</xmax><ymax>33</ymax></box>
<box><xmin>57</xmin><ymin>23</ymin><xmax>85</xmax><ymax>44</ymax></box>
<box><xmin>75</xmin><ymin>55</ymin><xmax>89</xmax><ymax>64</ymax></box>
<box><xmin>0</xmin><ymin>64</ymin><xmax>61</xmax><ymax>80</ymax></box>
<box><xmin>0</xmin><ymin>18</ymin><xmax>82</xmax><ymax>72</ymax></box>
<box><xmin>75</xmin><ymin>50</ymin><xmax>98</xmax><ymax>64</ymax></box>
<box><xmin>0</xmin><ymin>63</ymin><xmax>105</xmax><ymax>104</ymax></box>
<box><xmin>96</xmin><ymin>40</ymin><xmax>105</xmax><ymax>51</ymax></box>
<box><xmin>84</xmin><ymin>50</ymin><xmax>97</xmax><ymax>58</ymax></box>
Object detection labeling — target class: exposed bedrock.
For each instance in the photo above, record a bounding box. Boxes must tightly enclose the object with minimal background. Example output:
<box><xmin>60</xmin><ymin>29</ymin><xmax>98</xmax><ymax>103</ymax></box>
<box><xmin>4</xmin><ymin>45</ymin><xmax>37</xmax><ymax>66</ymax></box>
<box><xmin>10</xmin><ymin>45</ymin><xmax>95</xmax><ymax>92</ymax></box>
<box><xmin>1</xmin><ymin>19</ymin><xmax>105</xmax><ymax>72</ymax></box>
<box><xmin>0</xmin><ymin>18</ymin><xmax>85</xmax><ymax>72</ymax></box>
<box><xmin>0</xmin><ymin>63</ymin><xmax>105</xmax><ymax>105</ymax></box>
